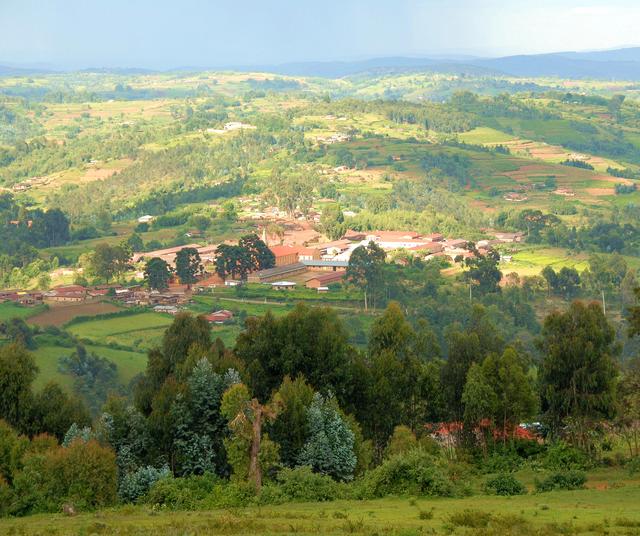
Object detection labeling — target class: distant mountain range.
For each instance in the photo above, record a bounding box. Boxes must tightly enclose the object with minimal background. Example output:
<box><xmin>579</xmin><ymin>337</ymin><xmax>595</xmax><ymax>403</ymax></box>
<box><xmin>2</xmin><ymin>47</ymin><xmax>640</xmax><ymax>80</ymax></box>
<box><xmin>262</xmin><ymin>47</ymin><xmax>640</xmax><ymax>80</ymax></box>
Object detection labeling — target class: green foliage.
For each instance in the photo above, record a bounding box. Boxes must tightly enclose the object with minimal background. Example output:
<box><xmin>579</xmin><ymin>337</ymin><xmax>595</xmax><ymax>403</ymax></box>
<box><xmin>358</xmin><ymin>449</ymin><xmax>454</xmax><ymax>498</ymax></box>
<box><xmin>144</xmin><ymin>472</ymin><xmax>218</xmax><ymax>510</ymax></box>
<box><xmin>534</xmin><ymin>471</ymin><xmax>587</xmax><ymax>492</ymax></box>
<box><xmin>270</xmin><ymin>375</ymin><xmax>314</xmax><ymax>467</ymax></box>
<box><xmin>143</xmin><ymin>257</ymin><xmax>172</xmax><ymax>291</ymax></box>
<box><xmin>539</xmin><ymin>302</ymin><xmax>619</xmax><ymax>440</ymax></box>
<box><xmin>542</xmin><ymin>442</ymin><xmax>591</xmax><ymax>471</ymax></box>
<box><xmin>174</xmin><ymin>247</ymin><xmax>203</xmax><ymax>286</ymax></box>
<box><xmin>12</xmin><ymin>439</ymin><xmax>117</xmax><ymax>515</ymax></box>
<box><xmin>298</xmin><ymin>393</ymin><xmax>356</xmax><ymax>481</ymax></box>
<box><xmin>275</xmin><ymin>466</ymin><xmax>342</xmax><ymax>502</ymax></box>
<box><xmin>484</xmin><ymin>473</ymin><xmax>527</xmax><ymax>496</ymax></box>
<box><xmin>118</xmin><ymin>465</ymin><xmax>171</xmax><ymax>503</ymax></box>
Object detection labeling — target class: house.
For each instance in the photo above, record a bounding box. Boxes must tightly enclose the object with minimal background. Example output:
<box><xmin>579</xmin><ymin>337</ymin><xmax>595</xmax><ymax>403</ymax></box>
<box><xmin>493</xmin><ymin>232</ymin><xmax>524</xmax><ymax>243</ymax></box>
<box><xmin>154</xmin><ymin>305</ymin><xmax>180</xmax><ymax>315</ymax></box>
<box><xmin>408</xmin><ymin>242</ymin><xmax>445</xmax><ymax>255</ymax></box>
<box><xmin>204</xmin><ymin>310</ymin><xmax>234</xmax><ymax>324</ymax></box>
<box><xmin>269</xmin><ymin>245</ymin><xmax>321</xmax><ymax>267</ymax></box>
<box><xmin>425</xmin><ymin>233</ymin><xmax>444</xmax><ymax>242</ymax></box>
<box><xmin>45</xmin><ymin>285</ymin><xmax>87</xmax><ymax>302</ymax></box>
<box><xmin>137</xmin><ymin>215</ymin><xmax>154</xmax><ymax>224</ymax></box>
<box><xmin>269</xmin><ymin>245</ymin><xmax>300</xmax><ymax>267</ymax></box>
<box><xmin>301</xmin><ymin>259</ymin><xmax>349</xmax><ymax>272</ymax></box>
<box><xmin>305</xmin><ymin>271</ymin><xmax>345</xmax><ymax>289</ymax></box>
<box><xmin>248</xmin><ymin>263</ymin><xmax>307</xmax><ymax>283</ymax></box>
<box><xmin>271</xmin><ymin>281</ymin><xmax>296</xmax><ymax>291</ymax></box>
<box><xmin>14</xmin><ymin>292</ymin><xmax>44</xmax><ymax>306</ymax></box>
<box><xmin>444</xmin><ymin>239</ymin><xmax>469</xmax><ymax>250</ymax></box>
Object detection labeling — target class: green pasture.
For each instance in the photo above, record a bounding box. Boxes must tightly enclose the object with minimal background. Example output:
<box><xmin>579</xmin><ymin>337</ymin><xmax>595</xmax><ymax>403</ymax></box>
<box><xmin>4</xmin><ymin>482</ymin><xmax>640</xmax><ymax>535</ymax></box>
<box><xmin>67</xmin><ymin>312</ymin><xmax>173</xmax><ymax>350</ymax></box>
<box><xmin>0</xmin><ymin>302</ymin><xmax>44</xmax><ymax>322</ymax></box>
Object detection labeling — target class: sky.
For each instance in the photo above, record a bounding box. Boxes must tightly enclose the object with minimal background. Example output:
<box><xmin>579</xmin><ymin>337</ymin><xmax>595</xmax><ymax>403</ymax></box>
<box><xmin>1</xmin><ymin>0</ymin><xmax>640</xmax><ymax>69</ymax></box>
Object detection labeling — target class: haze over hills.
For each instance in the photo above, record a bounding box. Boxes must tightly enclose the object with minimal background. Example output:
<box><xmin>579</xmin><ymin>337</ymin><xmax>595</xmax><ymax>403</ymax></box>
<box><xmin>3</xmin><ymin>47</ymin><xmax>640</xmax><ymax>80</ymax></box>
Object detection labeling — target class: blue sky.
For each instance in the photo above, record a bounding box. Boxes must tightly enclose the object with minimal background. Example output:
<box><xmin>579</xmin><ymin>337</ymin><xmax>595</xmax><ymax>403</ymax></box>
<box><xmin>1</xmin><ymin>0</ymin><xmax>639</xmax><ymax>69</ymax></box>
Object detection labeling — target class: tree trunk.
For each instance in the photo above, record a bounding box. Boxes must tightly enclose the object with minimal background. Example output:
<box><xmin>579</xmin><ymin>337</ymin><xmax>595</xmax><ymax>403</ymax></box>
<box><xmin>249</xmin><ymin>400</ymin><xmax>263</xmax><ymax>494</ymax></box>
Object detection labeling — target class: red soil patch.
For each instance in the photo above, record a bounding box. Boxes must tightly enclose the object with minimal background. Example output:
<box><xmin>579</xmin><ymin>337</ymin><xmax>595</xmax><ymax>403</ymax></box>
<box><xmin>29</xmin><ymin>300</ymin><xmax>122</xmax><ymax>327</ymax></box>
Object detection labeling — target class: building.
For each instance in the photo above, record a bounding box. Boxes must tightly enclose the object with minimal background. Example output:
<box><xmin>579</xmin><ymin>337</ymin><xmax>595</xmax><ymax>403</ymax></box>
<box><xmin>301</xmin><ymin>259</ymin><xmax>349</xmax><ymax>272</ymax></box>
<box><xmin>204</xmin><ymin>310</ymin><xmax>234</xmax><ymax>324</ymax></box>
<box><xmin>45</xmin><ymin>285</ymin><xmax>87</xmax><ymax>302</ymax></box>
<box><xmin>137</xmin><ymin>215</ymin><xmax>154</xmax><ymax>224</ymax></box>
<box><xmin>269</xmin><ymin>245</ymin><xmax>321</xmax><ymax>267</ymax></box>
<box><xmin>493</xmin><ymin>232</ymin><xmax>524</xmax><ymax>243</ymax></box>
<box><xmin>271</xmin><ymin>281</ymin><xmax>296</xmax><ymax>291</ymax></box>
<box><xmin>248</xmin><ymin>263</ymin><xmax>307</xmax><ymax>283</ymax></box>
<box><xmin>269</xmin><ymin>245</ymin><xmax>300</xmax><ymax>267</ymax></box>
<box><xmin>305</xmin><ymin>271</ymin><xmax>345</xmax><ymax>289</ymax></box>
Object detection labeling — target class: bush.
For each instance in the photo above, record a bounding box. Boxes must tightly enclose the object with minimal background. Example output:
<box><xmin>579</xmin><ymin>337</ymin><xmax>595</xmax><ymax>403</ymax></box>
<box><xmin>118</xmin><ymin>465</ymin><xmax>171</xmax><ymax>503</ymax></box>
<box><xmin>145</xmin><ymin>473</ymin><xmax>218</xmax><ymax>510</ymax></box>
<box><xmin>535</xmin><ymin>471</ymin><xmax>587</xmax><ymax>492</ymax></box>
<box><xmin>627</xmin><ymin>457</ymin><xmax>640</xmax><ymax>476</ymax></box>
<box><xmin>542</xmin><ymin>442</ymin><xmax>590</xmax><ymax>470</ymax></box>
<box><xmin>12</xmin><ymin>439</ymin><xmax>117</xmax><ymax>515</ymax></box>
<box><xmin>484</xmin><ymin>473</ymin><xmax>526</xmax><ymax>496</ymax></box>
<box><xmin>357</xmin><ymin>449</ymin><xmax>454</xmax><ymax>498</ymax></box>
<box><xmin>276</xmin><ymin>466</ymin><xmax>342</xmax><ymax>502</ymax></box>
<box><xmin>483</xmin><ymin>450</ymin><xmax>522</xmax><ymax>473</ymax></box>
<box><xmin>449</xmin><ymin>509</ymin><xmax>492</xmax><ymax>528</ymax></box>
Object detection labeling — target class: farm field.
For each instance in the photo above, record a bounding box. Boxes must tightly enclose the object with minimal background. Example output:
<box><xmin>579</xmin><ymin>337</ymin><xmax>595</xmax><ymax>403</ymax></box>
<box><xmin>0</xmin><ymin>302</ymin><xmax>44</xmax><ymax>322</ymax></box>
<box><xmin>66</xmin><ymin>312</ymin><xmax>173</xmax><ymax>350</ymax></box>
<box><xmin>3</xmin><ymin>484</ymin><xmax>640</xmax><ymax>535</ymax></box>
<box><xmin>29</xmin><ymin>300</ymin><xmax>123</xmax><ymax>327</ymax></box>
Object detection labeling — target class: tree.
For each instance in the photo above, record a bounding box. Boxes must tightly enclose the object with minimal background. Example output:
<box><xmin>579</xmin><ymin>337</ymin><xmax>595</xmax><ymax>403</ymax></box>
<box><xmin>0</xmin><ymin>318</ymin><xmax>35</xmax><ymax>349</ymax></box>
<box><xmin>29</xmin><ymin>382</ymin><xmax>91</xmax><ymax>441</ymax></box>
<box><xmin>481</xmin><ymin>347</ymin><xmax>537</xmax><ymax>442</ymax></box>
<box><xmin>269</xmin><ymin>375</ymin><xmax>314</xmax><ymax>467</ymax></box>
<box><xmin>221</xmin><ymin>383</ymin><xmax>281</xmax><ymax>493</ymax></box>
<box><xmin>346</xmin><ymin>241</ymin><xmax>386</xmax><ymax>310</ymax></box>
<box><xmin>0</xmin><ymin>344</ymin><xmax>37</xmax><ymax>432</ymax></box>
<box><xmin>125</xmin><ymin>233</ymin><xmax>144</xmax><ymax>252</ymax></box>
<box><xmin>298</xmin><ymin>393</ymin><xmax>356</xmax><ymax>481</ymax></box>
<box><xmin>463</xmin><ymin>250</ymin><xmax>502</xmax><ymax>294</ymax></box>
<box><xmin>234</xmin><ymin>304</ymin><xmax>360</xmax><ymax>408</ymax></box>
<box><xmin>462</xmin><ymin>363</ymin><xmax>497</xmax><ymax>454</ymax></box>
<box><xmin>87</xmin><ymin>243</ymin><xmax>132</xmax><ymax>283</ymax></box>
<box><xmin>174</xmin><ymin>247</ymin><xmax>203</xmax><ymax>287</ymax></box>
<box><xmin>321</xmin><ymin>204</ymin><xmax>346</xmax><ymax>240</ymax></box>
<box><xmin>630</xmin><ymin>287</ymin><xmax>640</xmax><ymax>338</ymax></box>
<box><xmin>616</xmin><ymin>358</ymin><xmax>640</xmax><ymax>458</ymax></box>
<box><xmin>214</xmin><ymin>244</ymin><xmax>252</xmax><ymax>281</ymax></box>
<box><xmin>144</xmin><ymin>257</ymin><xmax>172</xmax><ymax>291</ymax></box>
<box><xmin>539</xmin><ymin>301</ymin><xmax>619</xmax><ymax>450</ymax></box>
<box><xmin>238</xmin><ymin>234</ymin><xmax>275</xmax><ymax>271</ymax></box>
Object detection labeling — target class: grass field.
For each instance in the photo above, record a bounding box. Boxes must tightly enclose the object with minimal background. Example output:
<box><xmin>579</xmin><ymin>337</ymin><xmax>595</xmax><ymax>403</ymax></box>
<box><xmin>3</xmin><ymin>484</ymin><xmax>640</xmax><ymax>535</ymax></box>
<box><xmin>0</xmin><ymin>302</ymin><xmax>44</xmax><ymax>322</ymax></box>
<box><xmin>31</xmin><ymin>343</ymin><xmax>147</xmax><ymax>392</ymax></box>
<box><xmin>67</xmin><ymin>312</ymin><xmax>173</xmax><ymax>350</ymax></box>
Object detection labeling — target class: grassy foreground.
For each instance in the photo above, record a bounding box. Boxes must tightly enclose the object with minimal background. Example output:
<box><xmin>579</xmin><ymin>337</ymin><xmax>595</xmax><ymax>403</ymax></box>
<box><xmin>3</xmin><ymin>486</ymin><xmax>640</xmax><ymax>535</ymax></box>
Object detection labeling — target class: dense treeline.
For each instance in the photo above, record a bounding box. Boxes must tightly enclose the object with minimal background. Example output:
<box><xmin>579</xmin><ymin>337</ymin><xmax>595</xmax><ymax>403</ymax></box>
<box><xmin>1</xmin><ymin>289</ymin><xmax>639</xmax><ymax>514</ymax></box>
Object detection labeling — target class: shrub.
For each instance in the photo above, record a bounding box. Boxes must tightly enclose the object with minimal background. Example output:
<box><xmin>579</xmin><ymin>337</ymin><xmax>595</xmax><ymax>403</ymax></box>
<box><xmin>542</xmin><ymin>442</ymin><xmax>590</xmax><ymax>471</ymax></box>
<box><xmin>627</xmin><ymin>457</ymin><xmax>640</xmax><ymax>476</ymax></box>
<box><xmin>449</xmin><ymin>509</ymin><xmax>493</xmax><ymax>528</ymax></box>
<box><xmin>535</xmin><ymin>471</ymin><xmax>587</xmax><ymax>492</ymax></box>
<box><xmin>483</xmin><ymin>450</ymin><xmax>522</xmax><ymax>473</ymax></box>
<box><xmin>118</xmin><ymin>465</ymin><xmax>171</xmax><ymax>503</ymax></box>
<box><xmin>12</xmin><ymin>439</ymin><xmax>117</xmax><ymax>515</ymax></box>
<box><xmin>145</xmin><ymin>473</ymin><xmax>218</xmax><ymax>510</ymax></box>
<box><xmin>358</xmin><ymin>449</ymin><xmax>454</xmax><ymax>498</ymax></box>
<box><xmin>276</xmin><ymin>466</ymin><xmax>342</xmax><ymax>502</ymax></box>
<box><xmin>484</xmin><ymin>473</ymin><xmax>526</xmax><ymax>496</ymax></box>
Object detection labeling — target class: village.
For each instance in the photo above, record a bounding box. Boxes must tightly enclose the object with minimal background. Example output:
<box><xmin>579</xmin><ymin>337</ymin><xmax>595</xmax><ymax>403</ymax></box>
<box><xmin>0</xmin><ymin>224</ymin><xmax>523</xmax><ymax>324</ymax></box>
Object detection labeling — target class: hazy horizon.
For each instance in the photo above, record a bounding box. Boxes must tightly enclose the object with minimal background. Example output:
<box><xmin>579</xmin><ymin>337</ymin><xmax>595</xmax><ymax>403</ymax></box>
<box><xmin>2</xmin><ymin>0</ymin><xmax>640</xmax><ymax>70</ymax></box>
